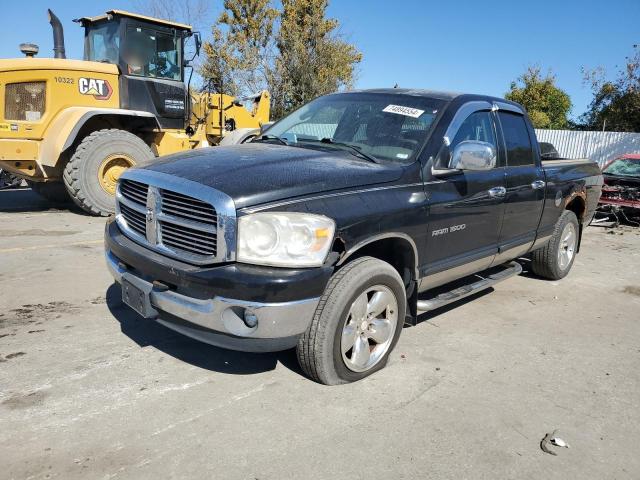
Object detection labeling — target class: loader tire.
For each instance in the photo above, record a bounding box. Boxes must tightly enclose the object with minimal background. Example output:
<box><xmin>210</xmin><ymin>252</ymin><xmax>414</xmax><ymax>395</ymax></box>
<box><xmin>28</xmin><ymin>181</ymin><xmax>71</xmax><ymax>203</ymax></box>
<box><xmin>63</xmin><ymin>129</ymin><xmax>154</xmax><ymax>216</ymax></box>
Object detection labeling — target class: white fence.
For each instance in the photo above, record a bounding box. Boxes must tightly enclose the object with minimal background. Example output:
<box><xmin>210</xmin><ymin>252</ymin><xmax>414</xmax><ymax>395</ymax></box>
<box><xmin>535</xmin><ymin>129</ymin><xmax>640</xmax><ymax>167</ymax></box>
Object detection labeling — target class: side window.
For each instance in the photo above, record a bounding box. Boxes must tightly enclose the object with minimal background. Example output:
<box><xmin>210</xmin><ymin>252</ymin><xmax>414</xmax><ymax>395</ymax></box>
<box><xmin>123</xmin><ymin>27</ymin><xmax>181</xmax><ymax>80</ymax></box>
<box><xmin>451</xmin><ymin>111</ymin><xmax>496</xmax><ymax>151</ymax></box>
<box><xmin>498</xmin><ymin>112</ymin><xmax>534</xmax><ymax>166</ymax></box>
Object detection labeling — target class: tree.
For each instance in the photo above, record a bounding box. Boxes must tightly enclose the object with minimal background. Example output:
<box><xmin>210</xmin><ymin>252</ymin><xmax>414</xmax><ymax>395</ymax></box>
<box><xmin>505</xmin><ymin>67</ymin><xmax>572</xmax><ymax>129</ymax></box>
<box><xmin>580</xmin><ymin>47</ymin><xmax>640</xmax><ymax>132</ymax></box>
<box><xmin>200</xmin><ymin>0</ymin><xmax>278</xmax><ymax>96</ymax></box>
<box><xmin>270</xmin><ymin>0</ymin><xmax>362</xmax><ymax>118</ymax></box>
<box><xmin>199</xmin><ymin>0</ymin><xmax>362</xmax><ymax>119</ymax></box>
<box><xmin>133</xmin><ymin>0</ymin><xmax>212</xmax><ymax>33</ymax></box>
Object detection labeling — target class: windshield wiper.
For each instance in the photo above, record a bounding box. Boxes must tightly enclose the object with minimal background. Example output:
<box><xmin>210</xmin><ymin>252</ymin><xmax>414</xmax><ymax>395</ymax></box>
<box><xmin>254</xmin><ymin>134</ymin><xmax>288</xmax><ymax>145</ymax></box>
<box><xmin>316</xmin><ymin>138</ymin><xmax>378</xmax><ymax>163</ymax></box>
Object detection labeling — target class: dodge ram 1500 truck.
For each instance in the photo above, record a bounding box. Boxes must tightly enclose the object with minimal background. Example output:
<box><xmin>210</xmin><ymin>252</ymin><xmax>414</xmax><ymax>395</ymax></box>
<box><xmin>105</xmin><ymin>89</ymin><xmax>603</xmax><ymax>385</ymax></box>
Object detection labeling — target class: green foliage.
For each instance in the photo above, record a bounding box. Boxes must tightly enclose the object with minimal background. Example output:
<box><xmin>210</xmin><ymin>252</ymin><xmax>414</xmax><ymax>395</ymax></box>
<box><xmin>200</xmin><ymin>0</ymin><xmax>278</xmax><ymax>96</ymax></box>
<box><xmin>199</xmin><ymin>0</ymin><xmax>362</xmax><ymax>119</ymax></box>
<box><xmin>505</xmin><ymin>67</ymin><xmax>572</xmax><ymax>129</ymax></box>
<box><xmin>270</xmin><ymin>0</ymin><xmax>362</xmax><ymax>118</ymax></box>
<box><xmin>580</xmin><ymin>47</ymin><xmax>640</xmax><ymax>132</ymax></box>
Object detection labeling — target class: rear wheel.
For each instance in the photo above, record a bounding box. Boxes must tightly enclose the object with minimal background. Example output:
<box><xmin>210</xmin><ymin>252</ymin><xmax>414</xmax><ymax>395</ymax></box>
<box><xmin>531</xmin><ymin>210</ymin><xmax>579</xmax><ymax>280</ymax></box>
<box><xmin>63</xmin><ymin>129</ymin><xmax>154</xmax><ymax>216</ymax></box>
<box><xmin>296</xmin><ymin>256</ymin><xmax>406</xmax><ymax>385</ymax></box>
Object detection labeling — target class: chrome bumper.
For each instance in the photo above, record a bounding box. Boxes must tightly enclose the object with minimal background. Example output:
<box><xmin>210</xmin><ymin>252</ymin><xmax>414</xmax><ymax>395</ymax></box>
<box><xmin>105</xmin><ymin>250</ymin><xmax>319</xmax><ymax>342</ymax></box>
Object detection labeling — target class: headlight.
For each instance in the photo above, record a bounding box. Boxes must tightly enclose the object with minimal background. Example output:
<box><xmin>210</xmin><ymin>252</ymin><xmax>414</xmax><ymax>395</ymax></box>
<box><xmin>238</xmin><ymin>212</ymin><xmax>336</xmax><ymax>267</ymax></box>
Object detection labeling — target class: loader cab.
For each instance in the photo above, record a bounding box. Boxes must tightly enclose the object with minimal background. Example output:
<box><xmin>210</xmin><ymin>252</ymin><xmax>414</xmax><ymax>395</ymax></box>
<box><xmin>77</xmin><ymin>10</ymin><xmax>193</xmax><ymax>129</ymax></box>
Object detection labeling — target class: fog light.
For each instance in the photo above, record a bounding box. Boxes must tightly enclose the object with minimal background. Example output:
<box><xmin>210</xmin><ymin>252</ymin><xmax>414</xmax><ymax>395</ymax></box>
<box><xmin>243</xmin><ymin>310</ymin><xmax>258</xmax><ymax>328</ymax></box>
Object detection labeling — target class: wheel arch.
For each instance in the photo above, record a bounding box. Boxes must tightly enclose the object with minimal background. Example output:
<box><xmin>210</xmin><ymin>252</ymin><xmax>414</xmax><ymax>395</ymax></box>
<box><xmin>565</xmin><ymin>194</ymin><xmax>587</xmax><ymax>252</ymax></box>
<box><xmin>40</xmin><ymin>108</ymin><xmax>160</xmax><ymax>168</ymax></box>
<box><xmin>336</xmin><ymin>233</ymin><xmax>419</xmax><ymax>288</ymax></box>
<box><xmin>565</xmin><ymin>194</ymin><xmax>586</xmax><ymax>221</ymax></box>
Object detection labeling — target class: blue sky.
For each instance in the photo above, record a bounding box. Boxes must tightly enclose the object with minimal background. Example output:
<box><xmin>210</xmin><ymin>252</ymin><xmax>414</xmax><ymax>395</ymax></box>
<box><xmin>1</xmin><ymin>0</ymin><xmax>638</xmax><ymax>120</ymax></box>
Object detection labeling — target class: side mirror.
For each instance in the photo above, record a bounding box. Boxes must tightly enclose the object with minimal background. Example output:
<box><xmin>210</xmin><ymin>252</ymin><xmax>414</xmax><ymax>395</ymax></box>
<box><xmin>260</xmin><ymin>122</ymin><xmax>274</xmax><ymax>134</ymax></box>
<box><xmin>450</xmin><ymin>140</ymin><xmax>496</xmax><ymax>171</ymax></box>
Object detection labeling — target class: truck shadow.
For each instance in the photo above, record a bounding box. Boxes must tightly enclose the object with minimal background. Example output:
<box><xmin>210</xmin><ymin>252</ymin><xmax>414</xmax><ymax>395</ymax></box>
<box><xmin>0</xmin><ymin>187</ymin><xmax>81</xmax><ymax>214</ymax></box>
<box><xmin>105</xmin><ymin>283</ymin><xmax>304</xmax><ymax>378</ymax></box>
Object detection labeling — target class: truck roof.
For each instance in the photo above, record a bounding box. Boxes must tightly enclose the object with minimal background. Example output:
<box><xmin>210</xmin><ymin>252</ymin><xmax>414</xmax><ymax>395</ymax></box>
<box><xmin>347</xmin><ymin>88</ymin><xmax>523</xmax><ymax>109</ymax></box>
<box><xmin>75</xmin><ymin>10</ymin><xmax>192</xmax><ymax>31</ymax></box>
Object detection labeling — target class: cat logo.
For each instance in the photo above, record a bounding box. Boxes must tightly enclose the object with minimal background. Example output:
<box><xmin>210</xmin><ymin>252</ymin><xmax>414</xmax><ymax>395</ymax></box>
<box><xmin>78</xmin><ymin>77</ymin><xmax>113</xmax><ymax>101</ymax></box>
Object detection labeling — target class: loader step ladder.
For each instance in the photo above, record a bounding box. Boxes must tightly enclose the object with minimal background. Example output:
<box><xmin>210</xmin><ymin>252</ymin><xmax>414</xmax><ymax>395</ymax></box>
<box><xmin>416</xmin><ymin>261</ymin><xmax>523</xmax><ymax>313</ymax></box>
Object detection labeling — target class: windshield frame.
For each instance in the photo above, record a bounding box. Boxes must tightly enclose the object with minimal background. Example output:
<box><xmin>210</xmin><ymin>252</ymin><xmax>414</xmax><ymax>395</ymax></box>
<box><xmin>262</xmin><ymin>92</ymin><xmax>446</xmax><ymax>165</ymax></box>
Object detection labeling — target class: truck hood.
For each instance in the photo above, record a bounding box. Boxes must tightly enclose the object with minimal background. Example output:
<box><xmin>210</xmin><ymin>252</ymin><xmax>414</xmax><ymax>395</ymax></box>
<box><xmin>0</xmin><ymin>58</ymin><xmax>118</xmax><ymax>74</ymax></box>
<box><xmin>140</xmin><ymin>143</ymin><xmax>405</xmax><ymax>209</ymax></box>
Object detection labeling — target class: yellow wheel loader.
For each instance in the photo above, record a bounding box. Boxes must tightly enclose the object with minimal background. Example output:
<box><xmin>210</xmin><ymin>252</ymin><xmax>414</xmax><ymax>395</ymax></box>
<box><xmin>0</xmin><ymin>9</ymin><xmax>270</xmax><ymax>215</ymax></box>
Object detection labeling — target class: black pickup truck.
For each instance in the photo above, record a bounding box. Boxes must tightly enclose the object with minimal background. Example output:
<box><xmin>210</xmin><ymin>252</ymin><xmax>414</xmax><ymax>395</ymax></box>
<box><xmin>105</xmin><ymin>89</ymin><xmax>603</xmax><ymax>385</ymax></box>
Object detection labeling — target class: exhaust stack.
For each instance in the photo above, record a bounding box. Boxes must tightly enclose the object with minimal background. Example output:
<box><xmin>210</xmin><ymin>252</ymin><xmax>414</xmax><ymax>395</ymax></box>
<box><xmin>47</xmin><ymin>9</ymin><xmax>66</xmax><ymax>59</ymax></box>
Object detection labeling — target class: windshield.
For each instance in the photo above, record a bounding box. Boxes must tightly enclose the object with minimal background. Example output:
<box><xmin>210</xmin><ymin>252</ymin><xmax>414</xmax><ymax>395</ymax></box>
<box><xmin>603</xmin><ymin>158</ymin><xmax>640</xmax><ymax>177</ymax></box>
<box><xmin>263</xmin><ymin>93</ymin><xmax>443</xmax><ymax>163</ymax></box>
<box><xmin>85</xmin><ymin>21</ymin><xmax>120</xmax><ymax>63</ymax></box>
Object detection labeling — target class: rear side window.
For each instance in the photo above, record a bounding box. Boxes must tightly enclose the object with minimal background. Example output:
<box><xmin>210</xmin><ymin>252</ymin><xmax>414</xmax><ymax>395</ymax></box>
<box><xmin>498</xmin><ymin>112</ymin><xmax>534</xmax><ymax>166</ymax></box>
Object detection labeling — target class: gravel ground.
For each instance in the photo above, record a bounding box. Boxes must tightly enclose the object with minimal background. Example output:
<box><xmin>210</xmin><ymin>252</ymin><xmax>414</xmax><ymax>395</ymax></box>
<box><xmin>1</xmin><ymin>188</ymin><xmax>639</xmax><ymax>480</ymax></box>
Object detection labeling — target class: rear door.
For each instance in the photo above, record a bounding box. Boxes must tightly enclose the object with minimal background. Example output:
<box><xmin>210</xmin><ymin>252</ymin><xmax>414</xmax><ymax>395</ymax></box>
<box><xmin>421</xmin><ymin>107</ymin><xmax>506</xmax><ymax>289</ymax></box>
<box><xmin>493</xmin><ymin>108</ymin><xmax>545</xmax><ymax>264</ymax></box>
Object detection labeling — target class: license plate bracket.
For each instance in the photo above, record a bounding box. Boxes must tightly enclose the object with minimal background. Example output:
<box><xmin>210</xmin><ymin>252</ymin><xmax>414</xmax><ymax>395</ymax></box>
<box><xmin>121</xmin><ymin>274</ymin><xmax>158</xmax><ymax>319</ymax></box>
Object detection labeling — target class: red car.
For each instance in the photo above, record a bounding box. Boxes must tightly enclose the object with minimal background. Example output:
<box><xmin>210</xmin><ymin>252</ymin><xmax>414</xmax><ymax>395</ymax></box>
<box><xmin>599</xmin><ymin>154</ymin><xmax>640</xmax><ymax>211</ymax></box>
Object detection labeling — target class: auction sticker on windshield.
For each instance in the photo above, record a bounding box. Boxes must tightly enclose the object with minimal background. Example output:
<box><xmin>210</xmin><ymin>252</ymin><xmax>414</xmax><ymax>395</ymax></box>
<box><xmin>383</xmin><ymin>104</ymin><xmax>425</xmax><ymax>118</ymax></box>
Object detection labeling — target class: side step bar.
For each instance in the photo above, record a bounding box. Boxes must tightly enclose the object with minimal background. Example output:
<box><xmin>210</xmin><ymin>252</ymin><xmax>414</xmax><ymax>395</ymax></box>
<box><xmin>416</xmin><ymin>261</ymin><xmax>523</xmax><ymax>313</ymax></box>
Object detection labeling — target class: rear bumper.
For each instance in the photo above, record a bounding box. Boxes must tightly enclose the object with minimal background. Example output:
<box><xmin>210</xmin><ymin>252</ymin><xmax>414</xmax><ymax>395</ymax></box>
<box><xmin>105</xmin><ymin>219</ymin><xmax>332</xmax><ymax>352</ymax></box>
<box><xmin>0</xmin><ymin>139</ymin><xmax>41</xmax><ymax>178</ymax></box>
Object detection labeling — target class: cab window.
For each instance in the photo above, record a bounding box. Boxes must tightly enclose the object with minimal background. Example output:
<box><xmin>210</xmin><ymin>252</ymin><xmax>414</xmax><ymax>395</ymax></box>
<box><xmin>498</xmin><ymin>112</ymin><xmax>534</xmax><ymax>166</ymax></box>
<box><xmin>451</xmin><ymin>111</ymin><xmax>497</xmax><ymax>151</ymax></box>
<box><xmin>85</xmin><ymin>22</ymin><xmax>120</xmax><ymax>64</ymax></box>
<box><xmin>123</xmin><ymin>27</ymin><xmax>181</xmax><ymax>80</ymax></box>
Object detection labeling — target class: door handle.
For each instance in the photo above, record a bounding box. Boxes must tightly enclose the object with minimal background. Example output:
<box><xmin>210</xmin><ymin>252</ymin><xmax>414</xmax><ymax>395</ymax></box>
<box><xmin>531</xmin><ymin>180</ymin><xmax>546</xmax><ymax>190</ymax></box>
<box><xmin>488</xmin><ymin>186</ymin><xmax>506</xmax><ymax>198</ymax></box>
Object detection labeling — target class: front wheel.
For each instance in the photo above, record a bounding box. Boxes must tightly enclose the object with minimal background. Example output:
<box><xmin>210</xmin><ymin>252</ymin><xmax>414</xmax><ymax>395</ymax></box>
<box><xmin>531</xmin><ymin>210</ymin><xmax>579</xmax><ymax>280</ymax></box>
<box><xmin>296</xmin><ymin>256</ymin><xmax>406</xmax><ymax>385</ymax></box>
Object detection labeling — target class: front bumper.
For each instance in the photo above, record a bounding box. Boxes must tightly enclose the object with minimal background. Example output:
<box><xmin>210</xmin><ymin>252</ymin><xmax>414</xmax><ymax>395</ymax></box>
<box><xmin>105</xmin><ymin>219</ymin><xmax>331</xmax><ymax>352</ymax></box>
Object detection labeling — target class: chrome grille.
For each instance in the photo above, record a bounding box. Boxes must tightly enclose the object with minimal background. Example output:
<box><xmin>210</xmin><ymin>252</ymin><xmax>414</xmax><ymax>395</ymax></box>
<box><xmin>160</xmin><ymin>221</ymin><xmax>217</xmax><ymax>256</ymax></box>
<box><xmin>4</xmin><ymin>82</ymin><xmax>46</xmax><ymax>121</ymax></box>
<box><xmin>160</xmin><ymin>190</ymin><xmax>217</xmax><ymax>226</ymax></box>
<box><xmin>116</xmin><ymin>176</ymin><xmax>229</xmax><ymax>265</ymax></box>
<box><xmin>119</xmin><ymin>202</ymin><xmax>146</xmax><ymax>237</ymax></box>
<box><xmin>120</xmin><ymin>179</ymin><xmax>148</xmax><ymax>205</ymax></box>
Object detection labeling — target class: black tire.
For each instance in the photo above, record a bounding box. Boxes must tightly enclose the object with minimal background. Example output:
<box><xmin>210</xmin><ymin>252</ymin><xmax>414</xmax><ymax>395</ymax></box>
<box><xmin>28</xmin><ymin>181</ymin><xmax>71</xmax><ymax>203</ymax></box>
<box><xmin>531</xmin><ymin>210</ymin><xmax>579</xmax><ymax>280</ymax></box>
<box><xmin>296</xmin><ymin>256</ymin><xmax>406</xmax><ymax>385</ymax></box>
<box><xmin>63</xmin><ymin>129</ymin><xmax>154</xmax><ymax>216</ymax></box>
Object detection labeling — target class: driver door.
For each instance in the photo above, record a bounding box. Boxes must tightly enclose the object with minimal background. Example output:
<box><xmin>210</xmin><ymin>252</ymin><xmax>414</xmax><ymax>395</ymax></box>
<box><xmin>119</xmin><ymin>24</ymin><xmax>186</xmax><ymax>129</ymax></box>
<box><xmin>421</xmin><ymin>108</ymin><xmax>506</xmax><ymax>289</ymax></box>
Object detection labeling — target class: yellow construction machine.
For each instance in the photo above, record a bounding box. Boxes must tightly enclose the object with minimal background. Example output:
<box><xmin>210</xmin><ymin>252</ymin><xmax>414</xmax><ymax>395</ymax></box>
<box><xmin>0</xmin><ymin>9</ymin><xmax>270</xmax><ymax>215</ymax></box>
